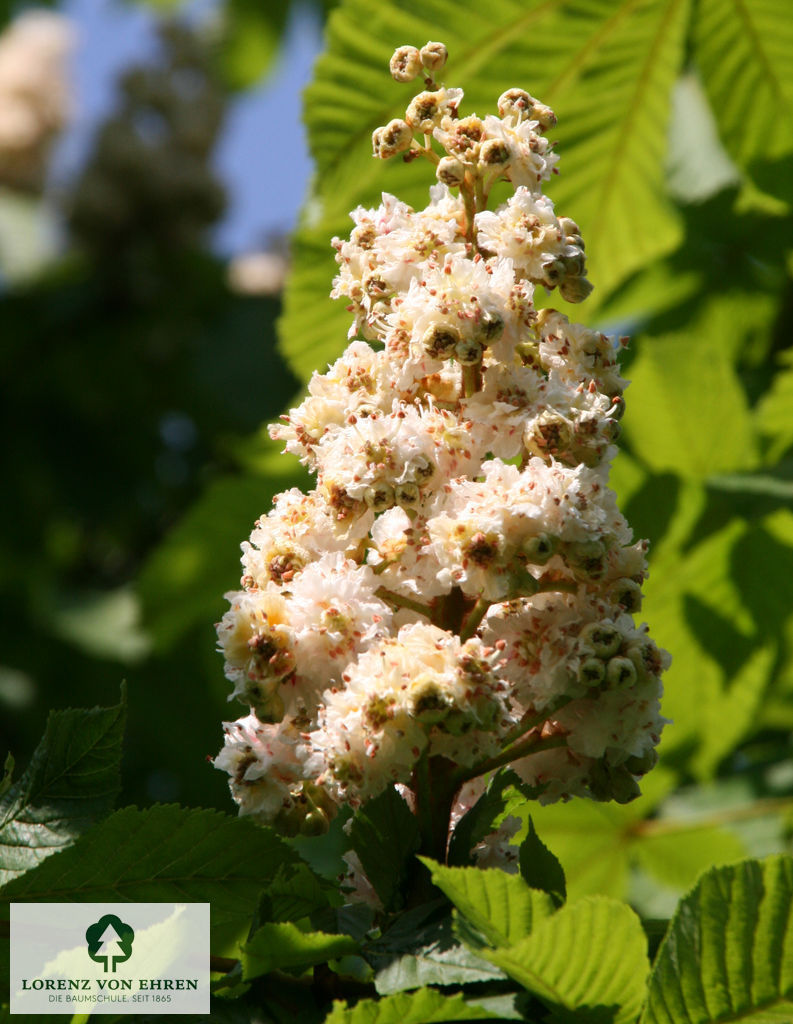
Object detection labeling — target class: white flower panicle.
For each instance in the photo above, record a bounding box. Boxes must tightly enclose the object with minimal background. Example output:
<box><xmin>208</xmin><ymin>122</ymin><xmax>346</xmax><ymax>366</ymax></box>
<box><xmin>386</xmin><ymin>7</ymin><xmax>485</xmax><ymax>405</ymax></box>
<box><xmin>215</xmin><ymin>43</ymin><xmax>668</xmax><ymax>850</ymax></box>
<box><xmin>0</xmin><ymin>11</ymin><xmax>74</xmax><ymax>193</ymax></box>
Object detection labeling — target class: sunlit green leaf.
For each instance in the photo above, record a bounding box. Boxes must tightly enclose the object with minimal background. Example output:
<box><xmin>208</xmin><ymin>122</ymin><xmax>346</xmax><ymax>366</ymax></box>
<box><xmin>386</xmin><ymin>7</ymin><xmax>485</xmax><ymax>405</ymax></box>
<box><xmin>241</xmin><ymin>921</ymin><xmax>357</xmax><ymax>980</ymax></box>
<box><xmin>283</xmin><ymin>0</ymin><xmax>691</xmax><ymax>381</ymax></box>
<box><xmin>693</xmin><ymin>0</ymin><xmax>793</xmax><ymax>203</ymax></box>
<box><xmin>482</xmin><ymin>895</ymin><xmax>649</xmax><ymax>1024</ymax></box>
<box><xmin>420</xmin><ymin>858</ymin><xmax>554</xmax><ymax>948</ymax></box>
<box><xmin>324</xmin><ymin>987</ymin><xmax>502</xmax><ymax>1023</ymax></box>
<box><xmin>642</xmin><ymin>856</ymin><xmax>793</xmax><ymax>1023</ymax></box>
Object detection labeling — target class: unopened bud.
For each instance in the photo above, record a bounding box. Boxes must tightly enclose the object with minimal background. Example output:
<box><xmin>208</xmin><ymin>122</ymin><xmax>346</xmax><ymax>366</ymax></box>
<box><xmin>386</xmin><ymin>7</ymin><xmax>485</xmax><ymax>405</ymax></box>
<box><xmin>580</xmin><ymin>622</ymin><xmax>622</xmax><ymax>658</ymax></box>
<box><xmin>300</xmin><ymin>808</ymin><xmax>330</xmax><ymax>836</ymax></box>
<box><xmin>480</xmin><ymin>138</ymin><xmax>511</xmax><ymax>167</ymax></box>
<box><xmin>364</xmin><ymin>482</ymin><xmax>395</xmax><ymax>511</ymax></box>
<box><xmin>624</xmin><ymin>749</ymin><xmax>659</xmax><ymax>776</ymax></box>
<box><xmin>566</xmin><ymin>539</ymin><xmax>607</xmax><ymax>579</ymax></box>
<box><xmin>523</xmin><ymin>532</ymin><xmax>557</xmax><ymax>564</ymax></box>
<box><xmin>436</xmin><ymin>155</ymin><xmax>465</xmax><ymax>187</ymax></box>
<box><xmin>497</xmin><ymin>88</ymin><xmax>533</xmax><ymax>119</ymax></box>
<box><xmin>373</xmin><ymin>118</ymin><xmax>413</xmax><ymax>159</ymax></box>
<box><xmin>478</xmin><ymin>309</ymin><xmax>504</xmax><ymax>342</ymax></box>
<box><xmin>559</xmin><ymin>276</ymin><xmax>594</xmax><ymax>303</ymax></box>
<box><xmin>406</xmin><ymin>91</ymin><xmax>442</xmax><ymax>133</ymax></box>
<box><xmin>610</xmin><ymin>578</ymin><xmax>643</xmax><ymax>613</ymax></box>
<box><xmin>394</xmin><ymin>481</ymin><xmax>421</xmax><ymax>507</ymax></box>
<box><xmin>579</xmin><ymin>657</ymin><xmax>605</xmax><ymax>687</ymax></box>
<box><xmin>390</xmin><ymin>45</ymin><xmax>422</xmax><ymax>82</ymax></box>
<box><xmin>454</xmin><ymin>337</ymin><xmax>483</xmax><ymax>365</ymax></box>
<box><xmin>558</xmin><ymin>216</ymin><xmax>580</xmax><ymax>237</ymax></box>
<box><xmin>542</xmin><ymin>258</ymin><xmax>567</xmax><ymax>287</ymax></box>
<box><xmin>606</xmin><ymin>656</ymin><xmax>638</xmax><ymax>689</ymax></box>
<box><xmin>422</xmin><ymin>322</ymin><xmax>460</xmax><ymax>359</ymax></box>
<box><xmin>530</xmin><ymin>101</ymin><xmax>557</xmax><ymax>131</ymax></box>
<box><xmin>420</xmin><ymin>41</ymin><xmax>447</xmax><ymax>71</ymax></box>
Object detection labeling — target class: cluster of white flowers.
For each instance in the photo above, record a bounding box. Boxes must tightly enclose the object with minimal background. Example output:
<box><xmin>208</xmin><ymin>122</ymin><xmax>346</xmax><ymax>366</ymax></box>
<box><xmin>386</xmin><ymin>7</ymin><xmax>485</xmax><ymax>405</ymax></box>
<box><xmin>215</xmin><ymin>42</ymin><xmax>668</xmax><ymax>848</ymax></box>
<box><xmin>0</xmin><ymin>11</ymin><xmax>73</xmax><ymax>193</ymax></box>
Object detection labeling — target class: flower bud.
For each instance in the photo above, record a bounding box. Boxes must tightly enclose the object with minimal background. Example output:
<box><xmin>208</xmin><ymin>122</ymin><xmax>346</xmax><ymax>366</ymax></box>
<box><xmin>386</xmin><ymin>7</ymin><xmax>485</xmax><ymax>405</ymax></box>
<box><xmin>394</xmin><ymin>481</ymin><xmax>421</xmax><ymax>507</ymax></box>
<box><xmin>579</xmin><ymin>657</ymin><xmax>605</xmax><ymax>687</ymax></box>
<box><xmin>300</xmin><ymin>808</ymin><xmax>330</xmax><ymax>835</ymax></box>
<box><xmin>390</xmin><ymin>45</ymin><xmax>422</xmax><ymax>82</ymax></box>
<box><xmin>558</xmin><ymin>216</ymin><xmax>581</xmax><ymax>237</ymax></box>
<box><xmin>373</xmin><ymin>118</ymin><xmax>413</xmax><ymax>159</ymax></box>
<box><xmin>497</xmin><ymin>88</ymin><xmax>533</xmax><ymax>119</ymax></box>
<box><xmin>606</xmin><ymin>656</ymin><xmax>638</xmax><ymax>689</ymax></box>
<box><xmin>580</xmin><ymin>622</ymin><xmax>622</xmax><ymax>658</ymax></box>
<box><xmin>455</xmin><ymin>337</ymin><xmax>483</xmax><ymax>365</ymax></box>
<box><xmin>479</xmin><ymin>138</ymin><xmax>511</xmax><ymax>167</ymax></box>
<box><xmin>364</xmin><ymin>482</ymin><xmax>395</xmax><ymax>511</ymax></box>
<box><xmin>420</xmin><ymin>41</ymin><xmax>447</xmax><ymax>71</ymax></box>
<box><xmin>422</xmin><ymin>322</ymin><xmax>460</xmax><ymax>359</ymax></box>
<box><xmin>624</xmin><ymin>749</ymin><xmax>659</xmax><ymax>776</ymax></box>
<box><xmin>609</xmin><ymin>578</ymin><xmax>643</xmax><ymax>613</ymax></box>
<box><xmin>566</xmin><ymin>539</ymin><xmax>607</xmax><ymax>579</ymax></box>
<box><xmin>559</xmin><ymin>276</ymin><xmax>594</xmax><ymax>303</ymax></box>
<box><xmin>530</xmin><ymin>101</ymin><xmax>557</xmax><ymax>131</ymax></box>
<box><xmin>477</xmin><ymin>310</ymin><xmax>504</xmax><ymax>343</ymax></box>
<box><xmin>522</xmin><ymin>532</ymin><xmax>557</xmax><ymax>564</ymax></box>
<box><xmin>436</xmin><ymin>155</ymin><xmax>465</xmax><ymax>187</ymax></box>
<box><xmin>406</xmin><ymin>91</ymin><xmax>442</xmax><ymax>132</ymax></box>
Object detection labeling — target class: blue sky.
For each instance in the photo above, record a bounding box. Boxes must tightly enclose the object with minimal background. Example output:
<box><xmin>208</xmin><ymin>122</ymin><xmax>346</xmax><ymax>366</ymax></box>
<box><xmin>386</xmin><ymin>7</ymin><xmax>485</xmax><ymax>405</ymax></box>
<box><xmin>55</xmin><ymin>0</ymin><xmax>323</xmax><ymax>255</ymax></box>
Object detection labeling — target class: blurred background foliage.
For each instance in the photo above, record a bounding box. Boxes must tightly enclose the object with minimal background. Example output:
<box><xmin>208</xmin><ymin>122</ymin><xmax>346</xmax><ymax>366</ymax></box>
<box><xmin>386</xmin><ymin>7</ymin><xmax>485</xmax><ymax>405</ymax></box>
<box><xmin>2</xmin><ymin>0</ymin><xmax>793</xmax><ymax>918</ymax></box>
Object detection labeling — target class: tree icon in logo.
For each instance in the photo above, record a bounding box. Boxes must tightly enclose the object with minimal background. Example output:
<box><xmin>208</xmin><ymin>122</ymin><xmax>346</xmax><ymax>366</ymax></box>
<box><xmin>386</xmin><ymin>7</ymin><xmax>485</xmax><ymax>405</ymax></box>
<box><xmin>85</xmin><ymin>914</ymin><xmax>135</xmax><ymax>973</ymax></box>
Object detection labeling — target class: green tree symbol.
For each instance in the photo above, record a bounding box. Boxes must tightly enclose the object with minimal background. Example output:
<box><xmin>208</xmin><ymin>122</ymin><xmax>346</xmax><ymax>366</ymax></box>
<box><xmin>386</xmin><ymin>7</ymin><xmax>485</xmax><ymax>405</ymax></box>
<box><xmin>85</xmin><ymin>914</ymin><xmax>135</xmax><ymax>973</ymax></box>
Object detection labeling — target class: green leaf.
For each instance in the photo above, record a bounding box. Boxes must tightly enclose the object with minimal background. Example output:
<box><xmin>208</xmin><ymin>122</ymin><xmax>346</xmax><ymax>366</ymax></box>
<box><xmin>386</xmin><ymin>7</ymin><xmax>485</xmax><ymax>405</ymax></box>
<box><xmin>519</xmin><ymin>817</ymin><xmax>566</xmax><ymax>906</ymax></box>
<box><xmin>372</xmin><ymin>914</ymin><xmax>506</xmax><ymax>995</ymax></box>
<box><xmin>348</xmin><ymin>785</ymin><xmax>421</xmax><ymax>911</ymax></box>
<box><xmin>756</xmin><ymin>351</ymin><xmax>793</xmax><ymax>463</ymax></box>
<box><xmin>642</xmin><ymin>856</ymin><xmax>793</xmax><ymax>1023</ymax></box>
<box><xmin>324</xmin><ymin>987</ymin><xmax>502</xmax><ymax>1024</ymax></box>
<box><xmin>420</xmin><ymin>858</ymin><xmax>554</xmax><ymax>948</ymax></box>
<box><xmin>0</xmin><ymin>804</ymin><xmax>300</xmax><ymax>956</ymax></box>
<box><xmin>282</xmin><ymin>0</ymin><xmax>691</xmax><ymax>381</ymax></box>
<box><xmin>220</xmin><ymin>0</ymin><xmax>290</xmax><ymax>90</ymax></box>
<box><xmin>259</xmin><ymin>860</ymin><xmax>340</xmax><ymax>923</ymax></box>
<box><xmin>692</xmin><ymin>0</ymin><xmax>793</xmax><ymax>202</ymax></box>
<box><xmin>0</xmin><ymin>689</ymin><xmax>125</xmax><ymax>885</ymax></box>
<box><xmin>136</xmin><ymin>450</ymin><xmax>308</xmax><ymax>652</ymax></box>
<box><xmin>482</xmin><ymin>896</ymin><xmax>650</xmax><ymax>1024</ymax></box>
<box><xmin>241</xmin><ymin>921</ymin><xmax>357</xmax><ymax>980</ymax></box>
<box><xmin>623</xmin><ymin>294</ymin><xmax>762</xmax><ymax>479</ymax></box>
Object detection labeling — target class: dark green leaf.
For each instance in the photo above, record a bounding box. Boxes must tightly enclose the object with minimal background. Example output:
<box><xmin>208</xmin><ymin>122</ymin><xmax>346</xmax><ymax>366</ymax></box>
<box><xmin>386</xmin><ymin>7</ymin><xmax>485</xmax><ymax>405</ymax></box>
<box><xmin>519</xmin><ymin>818</ymin><xmax>566</xmax><ymax>906</ymax></box>
<box><xmin>0</xmin><ymin>804</ymin><xmax>300</xmax><ymax>956</ymax></box>
<box><xmin>348</xmin><ymin>785</ymin><xmax>420</xmax><ymax>911</ymax></box>
<box><xmin>447</xmin><ymin>769</ymin><xmax>532</xmax><ymax>867</ymax></box>
<box><xmin>371</xmin><ymin>913</ymin><xmax>506</xmax><ymax>995</ymax></box>
<box><xmin>642</xmin><ymin>856</ymin><xmax>793</xmax><ymax>1023</ymax></box>
<box><xmin>258</xmin><ymin>860</ymin><xmax>340</xmax><ymax>923</ymax></box>
<box><xmin>0</xmin><ymin>688</ymin><xmax>125</xmax><ymax>885</ymax></box>
<box><xmin>137</xmin><ymin>450</ymin><xmax>308</xmax><ymax>652</ymax></box>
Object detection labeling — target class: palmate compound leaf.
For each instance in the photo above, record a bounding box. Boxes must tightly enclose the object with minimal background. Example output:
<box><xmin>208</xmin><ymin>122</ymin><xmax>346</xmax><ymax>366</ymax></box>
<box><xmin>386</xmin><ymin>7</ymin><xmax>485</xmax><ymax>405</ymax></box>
<box><xmin>282</xmin><ymin>0</ymin><xmax>691</xmax><ymax>382</ymax></box>
<box><xmin>324</xmin><ymin>987</ymin><xmax>503</xmax><ymax>1024</ymax></box>
<box><xmin>642</xmin><ymin>856</ymin><xmax>793</xmax><ymax>1023</ymax></box>
<box><xmin>0</xmin><ymin>688</ymin><xmax>125</xmax><ymax>886</ymax></box>
<box><xmin>692</xmin><ymin>0</ymin><xmax>793</xmax><ymax>203</ymax></box>
<box><xmin>0</xmin><ymin>805</ymin><xmax>304</xmax><ymax>956</ymax></box>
